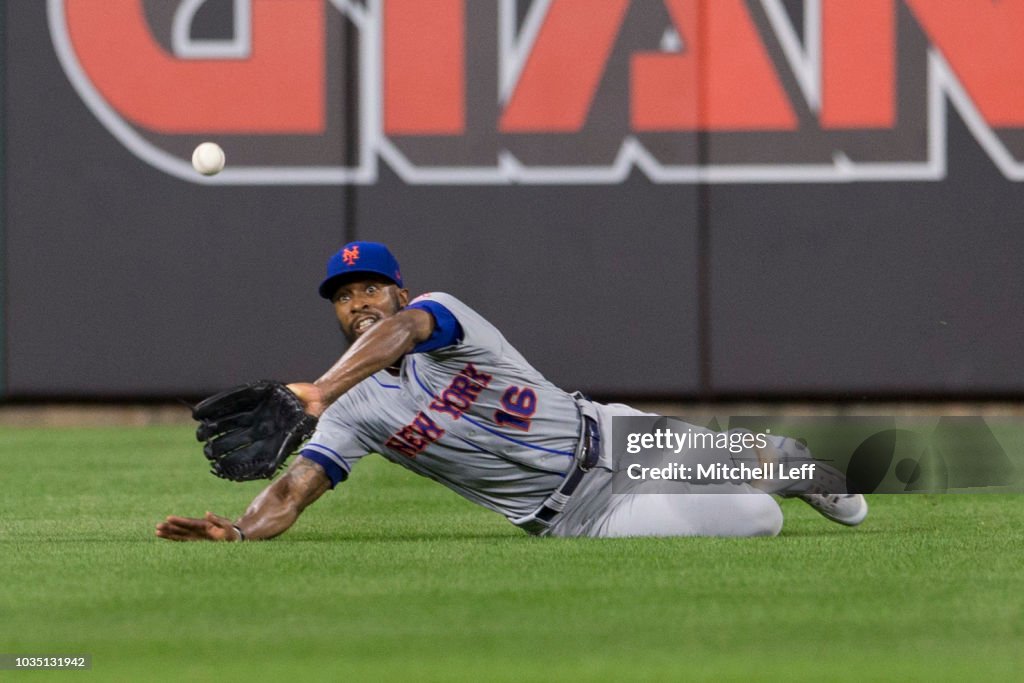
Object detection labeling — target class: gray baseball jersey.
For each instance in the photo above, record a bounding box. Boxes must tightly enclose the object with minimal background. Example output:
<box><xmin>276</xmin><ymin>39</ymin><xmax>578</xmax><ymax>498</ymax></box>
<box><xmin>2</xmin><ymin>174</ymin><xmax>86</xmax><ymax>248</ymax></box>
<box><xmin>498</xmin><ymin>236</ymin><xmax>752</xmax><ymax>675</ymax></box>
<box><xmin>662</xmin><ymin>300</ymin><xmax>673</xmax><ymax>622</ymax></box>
<box><xmin>301</xmin><ymin>292</ymin><xmax>585</xmax><ymax>521</ymax></box>
<box><xmin>301</xmin><ymin>292</ymin><xmax>791</xmax><ymax>537</ymax></box>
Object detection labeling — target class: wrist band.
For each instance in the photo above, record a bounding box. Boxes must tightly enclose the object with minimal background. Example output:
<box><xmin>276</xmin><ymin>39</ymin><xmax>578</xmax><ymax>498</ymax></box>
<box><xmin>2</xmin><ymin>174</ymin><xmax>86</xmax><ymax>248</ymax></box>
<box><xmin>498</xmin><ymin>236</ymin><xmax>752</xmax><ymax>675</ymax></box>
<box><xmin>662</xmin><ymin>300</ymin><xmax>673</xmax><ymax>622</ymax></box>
<box><xmin>232</xmin><ymin>524</ymin><xmax>246</xmax><ymax>541</ymax></box>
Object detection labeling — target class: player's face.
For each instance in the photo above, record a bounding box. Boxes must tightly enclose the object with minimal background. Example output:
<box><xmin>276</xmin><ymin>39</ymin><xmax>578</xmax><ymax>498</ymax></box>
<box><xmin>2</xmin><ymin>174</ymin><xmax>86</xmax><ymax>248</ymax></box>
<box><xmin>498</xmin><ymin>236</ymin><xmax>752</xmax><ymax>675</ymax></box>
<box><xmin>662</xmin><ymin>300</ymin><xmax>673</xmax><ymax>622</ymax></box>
<box><xmin>331</xmin><ymin>276</ymin><xmax>410</xmax><ymax>342</ymax></box>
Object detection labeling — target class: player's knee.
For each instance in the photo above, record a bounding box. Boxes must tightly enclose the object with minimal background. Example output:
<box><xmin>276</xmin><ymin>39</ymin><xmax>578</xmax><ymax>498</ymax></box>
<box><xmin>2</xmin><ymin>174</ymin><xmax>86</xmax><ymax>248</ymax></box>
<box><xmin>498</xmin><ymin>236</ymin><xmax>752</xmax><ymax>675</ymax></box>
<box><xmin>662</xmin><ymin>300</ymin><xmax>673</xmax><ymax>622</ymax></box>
<box><xmin>744</xmin><ymin>494</ymin><xmax>783</xmax><ymax>537</ymax></box>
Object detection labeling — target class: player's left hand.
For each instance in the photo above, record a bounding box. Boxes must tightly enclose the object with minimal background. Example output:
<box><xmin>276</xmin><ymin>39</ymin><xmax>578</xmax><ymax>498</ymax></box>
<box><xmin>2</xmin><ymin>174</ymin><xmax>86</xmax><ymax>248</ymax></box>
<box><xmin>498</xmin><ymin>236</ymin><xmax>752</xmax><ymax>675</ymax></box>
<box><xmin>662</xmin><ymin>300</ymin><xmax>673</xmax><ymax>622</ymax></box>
<box><xmin>155</xmin><ymin>512</ymin><xmax>241</xmax><ymax>542</ymax></box>
<box><xmin>193</xmin><ymin>381</ymin><xmax>319</xmax><ymax>481</ymax></box>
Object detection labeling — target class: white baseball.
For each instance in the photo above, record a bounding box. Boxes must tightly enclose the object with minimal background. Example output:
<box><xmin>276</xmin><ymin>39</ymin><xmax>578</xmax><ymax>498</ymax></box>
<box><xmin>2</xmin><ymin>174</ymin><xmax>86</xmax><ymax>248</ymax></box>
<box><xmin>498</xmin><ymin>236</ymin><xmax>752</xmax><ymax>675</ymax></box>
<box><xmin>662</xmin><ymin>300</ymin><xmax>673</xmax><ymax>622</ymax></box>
<box><xmin>192</xmin><ymin>142</ymin><xmax>226</xmax><ymax>176</ymax></box>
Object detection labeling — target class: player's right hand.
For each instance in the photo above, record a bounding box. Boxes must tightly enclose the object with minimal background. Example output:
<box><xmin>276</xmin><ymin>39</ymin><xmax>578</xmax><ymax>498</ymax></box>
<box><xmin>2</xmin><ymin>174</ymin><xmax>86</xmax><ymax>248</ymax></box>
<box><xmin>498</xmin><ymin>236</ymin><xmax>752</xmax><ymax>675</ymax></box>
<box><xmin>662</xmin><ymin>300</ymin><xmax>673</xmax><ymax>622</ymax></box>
<box><xmin>155</xmin><ymin>511</ymin><xmax>241</xmax><ymax>542</ymax></box>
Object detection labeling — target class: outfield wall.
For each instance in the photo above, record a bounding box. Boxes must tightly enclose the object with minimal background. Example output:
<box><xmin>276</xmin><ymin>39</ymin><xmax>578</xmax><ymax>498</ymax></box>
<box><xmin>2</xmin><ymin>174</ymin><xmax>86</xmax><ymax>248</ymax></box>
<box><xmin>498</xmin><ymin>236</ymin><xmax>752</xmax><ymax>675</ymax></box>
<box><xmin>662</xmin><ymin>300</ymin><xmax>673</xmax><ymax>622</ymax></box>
<box><xmin>2</xmin><ymin>1</ymin><xmax>1023</xmax><ymax>400</ymax></box>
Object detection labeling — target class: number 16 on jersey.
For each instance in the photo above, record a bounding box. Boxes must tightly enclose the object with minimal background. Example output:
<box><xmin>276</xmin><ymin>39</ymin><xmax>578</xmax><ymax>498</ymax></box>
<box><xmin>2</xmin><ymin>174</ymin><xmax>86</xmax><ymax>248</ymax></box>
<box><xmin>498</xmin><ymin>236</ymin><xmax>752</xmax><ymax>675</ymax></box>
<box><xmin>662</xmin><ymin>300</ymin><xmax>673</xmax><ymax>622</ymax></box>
<box><xmin>494</xmin><ymin>386</ymin><xmax>537</xmax><ymax>431</ymax></box>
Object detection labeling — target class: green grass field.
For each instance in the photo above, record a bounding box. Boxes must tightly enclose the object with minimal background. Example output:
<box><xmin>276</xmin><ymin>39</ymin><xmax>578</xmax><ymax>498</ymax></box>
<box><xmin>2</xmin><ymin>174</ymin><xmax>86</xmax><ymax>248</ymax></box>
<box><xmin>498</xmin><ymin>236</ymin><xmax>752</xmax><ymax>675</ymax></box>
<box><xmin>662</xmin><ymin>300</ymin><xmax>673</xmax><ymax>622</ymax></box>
<box><xmin>1</xmin><ymin>426</ymin><xmax>1021</xmax><ymax>681</ymax></box>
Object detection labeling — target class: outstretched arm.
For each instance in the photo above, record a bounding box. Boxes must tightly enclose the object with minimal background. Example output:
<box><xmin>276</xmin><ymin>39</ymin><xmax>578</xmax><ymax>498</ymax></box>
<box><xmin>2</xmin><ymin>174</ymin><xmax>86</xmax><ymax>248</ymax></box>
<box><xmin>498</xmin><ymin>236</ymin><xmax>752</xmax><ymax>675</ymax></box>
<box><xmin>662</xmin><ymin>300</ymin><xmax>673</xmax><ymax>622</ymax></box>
<box><xmin>155</xmin><ymin>457</ymin><xmax>331</xmax><ymax>542</ymax></box>
<box><xmin>289</xmin><ymin>307</ymin><xmax>435</xmax><ymax>416</ymax></box>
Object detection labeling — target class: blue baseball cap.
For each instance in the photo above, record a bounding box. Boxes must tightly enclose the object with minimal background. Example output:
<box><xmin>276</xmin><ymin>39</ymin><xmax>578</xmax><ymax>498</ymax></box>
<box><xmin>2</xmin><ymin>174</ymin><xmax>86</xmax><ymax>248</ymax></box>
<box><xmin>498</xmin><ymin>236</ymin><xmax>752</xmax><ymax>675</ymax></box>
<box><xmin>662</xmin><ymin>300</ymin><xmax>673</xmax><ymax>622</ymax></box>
<box><xmin>318</xmin><ymin>241</ymin><xmax>404</xmax><ymax>299</ymax></box>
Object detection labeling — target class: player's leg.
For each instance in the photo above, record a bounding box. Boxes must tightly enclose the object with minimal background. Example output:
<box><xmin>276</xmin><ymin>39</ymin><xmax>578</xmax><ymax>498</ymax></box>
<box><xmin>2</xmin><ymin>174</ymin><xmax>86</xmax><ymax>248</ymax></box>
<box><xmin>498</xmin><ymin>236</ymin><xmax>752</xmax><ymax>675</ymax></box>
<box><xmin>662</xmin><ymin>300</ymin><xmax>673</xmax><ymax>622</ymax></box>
<box><xmin>548</xmin><ymin>469</ymin><xmax>783</xmax><ymax>538</ymax></box>
<box><xmin>553</xmin><ymin>401</ymin><xmax>782</xmax><ymax>537</ymax></box>
<box><xmin>591</xmin><ymin>486</ymin><xmax>784</xmax><ymax>538</ymax></box>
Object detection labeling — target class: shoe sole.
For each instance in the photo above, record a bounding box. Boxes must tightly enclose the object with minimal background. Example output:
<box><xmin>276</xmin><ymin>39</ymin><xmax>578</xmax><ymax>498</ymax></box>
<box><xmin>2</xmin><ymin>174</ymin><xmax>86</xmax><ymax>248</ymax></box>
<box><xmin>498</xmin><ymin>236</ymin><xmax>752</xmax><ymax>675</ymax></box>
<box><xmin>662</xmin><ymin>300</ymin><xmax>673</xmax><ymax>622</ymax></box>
<box><xmin>822</xmin><ymin>494</ymin><xmax>869</xmax><ymax>526</ymax></box>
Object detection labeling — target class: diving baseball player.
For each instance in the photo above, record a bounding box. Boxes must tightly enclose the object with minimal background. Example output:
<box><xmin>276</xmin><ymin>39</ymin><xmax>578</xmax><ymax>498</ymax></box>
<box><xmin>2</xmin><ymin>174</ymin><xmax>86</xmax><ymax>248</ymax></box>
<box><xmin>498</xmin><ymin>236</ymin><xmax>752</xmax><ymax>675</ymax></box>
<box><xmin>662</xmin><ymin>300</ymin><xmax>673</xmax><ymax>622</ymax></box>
<box><xmin>156</xmin><ymin>242</ymin><xmax>867</xmax><ymax>542</ymax></box>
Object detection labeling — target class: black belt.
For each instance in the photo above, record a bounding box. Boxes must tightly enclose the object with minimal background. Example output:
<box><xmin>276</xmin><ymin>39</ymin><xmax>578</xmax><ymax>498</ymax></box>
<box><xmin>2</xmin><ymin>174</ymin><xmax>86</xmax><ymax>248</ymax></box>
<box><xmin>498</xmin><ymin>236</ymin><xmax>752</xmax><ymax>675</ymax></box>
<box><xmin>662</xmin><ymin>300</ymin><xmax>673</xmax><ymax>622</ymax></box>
<box><xmin>516</xmin><ymin>412</ymin><xmax>600</xmax><ymax>534</ymax></box>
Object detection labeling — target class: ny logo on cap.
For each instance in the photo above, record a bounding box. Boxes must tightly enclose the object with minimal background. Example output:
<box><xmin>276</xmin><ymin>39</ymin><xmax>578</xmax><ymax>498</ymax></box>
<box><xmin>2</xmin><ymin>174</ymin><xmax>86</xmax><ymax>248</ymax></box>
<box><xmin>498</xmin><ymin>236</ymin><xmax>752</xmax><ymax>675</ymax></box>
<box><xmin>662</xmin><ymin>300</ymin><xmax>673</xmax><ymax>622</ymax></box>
<box><xmin>342</xmin><ymin>246</ymin><xmax>360</xmax><ymax>265</ymax></box>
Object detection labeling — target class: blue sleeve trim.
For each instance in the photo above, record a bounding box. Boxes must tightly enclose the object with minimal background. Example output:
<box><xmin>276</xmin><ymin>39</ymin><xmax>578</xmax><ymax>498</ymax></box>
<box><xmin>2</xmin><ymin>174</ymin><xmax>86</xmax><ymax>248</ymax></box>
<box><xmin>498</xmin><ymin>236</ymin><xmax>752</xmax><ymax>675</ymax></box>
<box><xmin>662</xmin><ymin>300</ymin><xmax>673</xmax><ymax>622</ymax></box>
<box><xmin>300</xmin><ymin>450</ymin><xmax>348</xmax><ymax>489</ymax></box>
<box><xmin>407</xmin><ymin>300</ymin><xmax>464</xmax><ymax>353</ymax></box>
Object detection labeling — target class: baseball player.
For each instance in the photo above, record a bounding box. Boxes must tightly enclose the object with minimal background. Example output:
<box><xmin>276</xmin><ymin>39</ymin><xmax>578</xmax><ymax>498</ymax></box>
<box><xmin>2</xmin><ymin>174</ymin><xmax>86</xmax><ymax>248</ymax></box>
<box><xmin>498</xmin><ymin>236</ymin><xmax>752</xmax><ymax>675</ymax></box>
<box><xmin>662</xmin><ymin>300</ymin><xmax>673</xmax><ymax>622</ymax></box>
<box><xmin>156</xmin><ymin>242</ymin><xmax>867</xmax><ymax>542</ymax></box>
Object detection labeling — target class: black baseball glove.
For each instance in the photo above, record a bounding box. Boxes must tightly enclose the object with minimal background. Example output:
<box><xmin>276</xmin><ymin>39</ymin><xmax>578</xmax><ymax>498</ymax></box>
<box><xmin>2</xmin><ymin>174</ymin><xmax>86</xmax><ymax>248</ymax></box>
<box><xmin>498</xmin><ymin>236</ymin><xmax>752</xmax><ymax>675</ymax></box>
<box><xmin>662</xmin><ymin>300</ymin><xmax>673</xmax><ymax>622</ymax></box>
<box><xmin>192</xmin><ymin>381</ymin><xmax>319</xmax><ymax>482</ymax></box>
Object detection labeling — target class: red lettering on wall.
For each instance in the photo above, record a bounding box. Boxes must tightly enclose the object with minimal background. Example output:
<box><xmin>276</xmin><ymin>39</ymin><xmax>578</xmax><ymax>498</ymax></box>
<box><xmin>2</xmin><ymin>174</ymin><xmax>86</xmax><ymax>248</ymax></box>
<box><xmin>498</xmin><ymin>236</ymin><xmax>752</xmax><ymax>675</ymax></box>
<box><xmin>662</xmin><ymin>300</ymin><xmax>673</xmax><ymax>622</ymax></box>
<box><xmin>384</xmin><ymin>0</ymin><xmax>465</xmax><ymax>135</ymax></box>
<box><xmin>64</xmin><ymin>0</ymin><xmax>324</xmax><ymax>133</ymax></box>
<box><xmin>822</xmin><ymin>0</ymin><xmax>895</xmax><ymax>129</ymax></box>
<box><xmin>500</xmin><ymin>0</ymin><xmax>630</xmax><ymax>132</ymax></box>
<box><xmin>906</xmin><ymin>0</ymin><xmax>1024</xmax><ymax>126</ymax></box>
<box><xmin>632</xmin><ymin>0</ymin><xmax>797</xmax><ymax>131</ymax></box>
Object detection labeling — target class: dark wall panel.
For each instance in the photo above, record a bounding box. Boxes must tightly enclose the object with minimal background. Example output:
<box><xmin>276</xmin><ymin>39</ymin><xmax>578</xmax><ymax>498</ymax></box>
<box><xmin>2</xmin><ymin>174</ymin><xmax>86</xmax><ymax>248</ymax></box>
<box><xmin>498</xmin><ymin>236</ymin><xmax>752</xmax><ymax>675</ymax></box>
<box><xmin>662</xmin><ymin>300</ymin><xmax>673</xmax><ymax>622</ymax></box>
<box><xmin>4</xmin><ymin>2</ymin><xmax>348</xmax><ymax>396</ymax></box>
<box><xmin>2</xmin><ymin>1</ymin><xmax>1023</xmax><ymax>399</ymax></box>
<box><xmin>3</xmin><ymin>1</ymin><xmax>699</xmax><ymax>398</ymax></box>
<box><xmin>708</xmin><ymin>114</ymin><xmax>1024</xmax><ymax>396</ymax></box>
<box><xmin>357</xmin><ymin>170</ymin><xmax>700</xmax><ymax>396</ymax></box>
<box><xmin>0</xmin><ymin>0</ymin><xmax>7</xmax><ymax>396</ymax></box>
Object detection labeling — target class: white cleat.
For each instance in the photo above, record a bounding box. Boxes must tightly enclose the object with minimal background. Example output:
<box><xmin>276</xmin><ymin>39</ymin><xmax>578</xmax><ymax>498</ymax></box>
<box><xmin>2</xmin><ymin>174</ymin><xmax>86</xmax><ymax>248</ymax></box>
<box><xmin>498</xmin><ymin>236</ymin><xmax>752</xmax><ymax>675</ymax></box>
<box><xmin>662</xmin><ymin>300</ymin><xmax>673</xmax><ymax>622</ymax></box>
<box><xmin>797</xmin><ymin>493</ymin><xmax>868</xmax><ymax>526</ymax></box>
